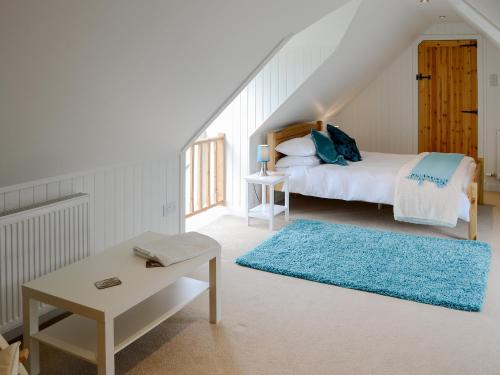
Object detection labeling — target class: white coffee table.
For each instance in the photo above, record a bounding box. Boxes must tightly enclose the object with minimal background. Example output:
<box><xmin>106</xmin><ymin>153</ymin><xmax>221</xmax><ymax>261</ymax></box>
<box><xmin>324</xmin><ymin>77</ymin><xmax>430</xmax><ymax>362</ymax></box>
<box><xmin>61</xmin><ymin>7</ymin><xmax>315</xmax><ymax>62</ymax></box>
<box><xmin>22</xmin><ymin>231</ymin><xmax>221</xmax><ymax>375</ymax></box>
<box><xmin>244</xmin><ymin>173</ymin><xmax>289</xmax><ymax>230</ymax></box>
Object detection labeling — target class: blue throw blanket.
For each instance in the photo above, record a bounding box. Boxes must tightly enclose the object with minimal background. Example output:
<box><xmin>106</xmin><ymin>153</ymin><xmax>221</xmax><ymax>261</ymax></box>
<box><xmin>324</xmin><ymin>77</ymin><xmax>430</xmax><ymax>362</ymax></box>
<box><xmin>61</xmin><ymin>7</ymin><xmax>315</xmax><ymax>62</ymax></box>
<box><xmin>407</xmin><ymin>152</ymin><xmax>464</xmax><ymax>188</ymax></box>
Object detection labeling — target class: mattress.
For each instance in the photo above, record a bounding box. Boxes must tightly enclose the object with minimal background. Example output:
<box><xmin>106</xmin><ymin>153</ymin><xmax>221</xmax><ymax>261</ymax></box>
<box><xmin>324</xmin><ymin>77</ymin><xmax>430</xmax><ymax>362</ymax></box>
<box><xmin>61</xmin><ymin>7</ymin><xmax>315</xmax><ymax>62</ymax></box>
<box><xmin>277</xmin><ymin>151</ymin><xmax>475</xmax><ymax>221</ymax></box>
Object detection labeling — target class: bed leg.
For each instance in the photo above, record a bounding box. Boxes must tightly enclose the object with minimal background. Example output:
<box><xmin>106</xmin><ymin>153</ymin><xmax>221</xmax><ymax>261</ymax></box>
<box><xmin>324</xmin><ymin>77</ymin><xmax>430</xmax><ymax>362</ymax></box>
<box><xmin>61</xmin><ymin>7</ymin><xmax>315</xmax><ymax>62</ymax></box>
<box><xmin>377</xmin><ymin>203</ymin><xmax>382</xmax><ymax>210</ymax></box>
<box><xmin>478</xmin><ymin>157</ymin><xmax>484</xmax><ymax>205</ymax></box>
<box><xmin>468</xmin><ymin>182</ymin><xmax>478</xmax><ymax>240</ymax></box>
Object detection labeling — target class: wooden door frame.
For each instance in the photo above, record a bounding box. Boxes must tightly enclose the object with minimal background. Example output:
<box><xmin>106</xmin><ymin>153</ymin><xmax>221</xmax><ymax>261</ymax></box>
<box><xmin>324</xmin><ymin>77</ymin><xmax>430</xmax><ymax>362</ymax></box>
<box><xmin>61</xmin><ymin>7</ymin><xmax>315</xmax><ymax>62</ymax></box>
<box><xmin>411</xmin><ymin>34</ymin><xmax>485</xmax><ymax>160</ymax></box>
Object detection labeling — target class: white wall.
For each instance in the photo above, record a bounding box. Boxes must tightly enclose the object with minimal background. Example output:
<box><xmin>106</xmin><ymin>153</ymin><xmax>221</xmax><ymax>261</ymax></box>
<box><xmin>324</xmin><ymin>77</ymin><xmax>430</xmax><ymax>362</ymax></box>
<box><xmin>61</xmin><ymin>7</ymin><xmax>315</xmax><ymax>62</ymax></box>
<box><xmin>466</xmin><ymin>0</ymin><xmax>500</xmax><ymax>27</ymax></box>
<box><xmin>0</xmin><ymin>157</ymin><xmax>180</xmax><ymax>253</ymax></box>
<box><xmin>454</xmin><ymin>0</ymin><xmax>500</xmax><ymax>48</ymax></box>
<box><xmin>331</xmin><ymin>45</ymin><xmax>416</xmax><ymax>155</ymax></box>
<box><xmin>252</xmin><ymin>0</ymin><xmax>446</xmax><ymax>149</ymax></box>
<box><xmin>0</xmin><ymin>0</ymin><xmax>350</xmax><ymax>252</ymax></box>
<box><xmin>483</xmin><ymin>37</ymin><xmax>500</xmax><ymax>174</ymax></box>
<box><xmin>331</xmin><ymin>22</ymin><xmax>500</xmax><ymax>175</ymax></box>
<box><xmin>204</xmin><ymin>0</ymin><xmax>361</xmax><ymax>213</ymax></box>
<box><xmin>0</xmin><ymin>0</ymin><xmax>348</xmax><ymax>188</ymax></box>
<box><xmin>213</xmin><ymin>44</ymin><xmax>334</xmax><ymax>212</ymax></box>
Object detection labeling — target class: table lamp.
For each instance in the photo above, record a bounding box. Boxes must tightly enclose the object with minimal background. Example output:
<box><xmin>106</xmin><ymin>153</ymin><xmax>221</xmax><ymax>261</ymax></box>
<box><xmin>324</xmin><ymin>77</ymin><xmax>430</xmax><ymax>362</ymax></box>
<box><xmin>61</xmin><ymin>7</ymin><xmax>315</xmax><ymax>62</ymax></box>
<box><xmin>257</xmin><ymin>144</ymin><xmax>270</xmax><ymax>176</ymax></box>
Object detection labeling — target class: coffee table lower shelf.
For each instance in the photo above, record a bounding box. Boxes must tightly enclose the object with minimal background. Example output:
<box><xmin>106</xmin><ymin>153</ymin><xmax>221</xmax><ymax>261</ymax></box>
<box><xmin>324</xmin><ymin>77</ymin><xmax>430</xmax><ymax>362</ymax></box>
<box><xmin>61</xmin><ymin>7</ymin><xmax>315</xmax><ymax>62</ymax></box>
<box><xmin>31</xmin><ymin>277</ymin><xmax>208</xmax><ymax>364</ymax></box>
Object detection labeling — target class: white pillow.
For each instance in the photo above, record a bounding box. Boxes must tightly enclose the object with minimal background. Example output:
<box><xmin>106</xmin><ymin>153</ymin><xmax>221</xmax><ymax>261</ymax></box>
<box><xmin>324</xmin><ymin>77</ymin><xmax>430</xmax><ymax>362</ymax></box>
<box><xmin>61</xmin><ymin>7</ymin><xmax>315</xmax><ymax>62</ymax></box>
<box><xmin>275</xmin><ymin>137</ymin><xmax>316</xmax><ymax>156</ymax></box>
<box><xmin>275</xmin><ymin>155</ymin><xmax>321</xmax><ymax>168</ymax></box>
<box><xmin>0</xmin><ymin>342</ymin><xmax>19</xmax><ymax>375</ymax></box>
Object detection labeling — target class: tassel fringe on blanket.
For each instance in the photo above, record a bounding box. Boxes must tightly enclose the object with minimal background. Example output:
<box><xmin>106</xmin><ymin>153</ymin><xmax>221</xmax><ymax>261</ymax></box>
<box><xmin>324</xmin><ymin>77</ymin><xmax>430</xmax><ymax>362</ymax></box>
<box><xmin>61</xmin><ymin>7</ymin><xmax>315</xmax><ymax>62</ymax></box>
<box><xmin>407</xmin><ymin>152</ymin><xmax>464</xmax><ymax>188</ymax></box>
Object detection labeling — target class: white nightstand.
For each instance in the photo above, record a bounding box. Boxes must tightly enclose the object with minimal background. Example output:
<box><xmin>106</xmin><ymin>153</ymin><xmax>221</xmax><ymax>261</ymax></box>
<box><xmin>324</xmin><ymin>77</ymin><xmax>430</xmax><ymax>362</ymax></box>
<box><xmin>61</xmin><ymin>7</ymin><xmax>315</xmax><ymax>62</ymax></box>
<box><xmin>244</xmin><ymin>173</ymin><xmax>289</xmax><ymax>230</ymax></box>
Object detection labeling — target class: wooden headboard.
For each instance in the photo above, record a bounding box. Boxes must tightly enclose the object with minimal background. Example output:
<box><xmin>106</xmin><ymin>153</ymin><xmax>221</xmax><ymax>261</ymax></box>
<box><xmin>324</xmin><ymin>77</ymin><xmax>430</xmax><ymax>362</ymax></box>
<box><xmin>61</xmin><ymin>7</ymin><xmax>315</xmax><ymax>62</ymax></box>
<box><xmin>267</xmin><ymin>120</ymin><xmax>323</xmax><ymax>171</ymax></box>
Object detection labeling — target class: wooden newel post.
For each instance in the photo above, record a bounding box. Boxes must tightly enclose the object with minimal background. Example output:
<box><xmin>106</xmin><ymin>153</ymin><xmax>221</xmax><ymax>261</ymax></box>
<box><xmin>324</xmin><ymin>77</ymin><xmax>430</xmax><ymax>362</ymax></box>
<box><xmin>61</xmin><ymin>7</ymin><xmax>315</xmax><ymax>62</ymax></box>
<box><xmin>216</xmin><ymin>133</ymin><xmax>225</xmax><ymax>205</ymax></box>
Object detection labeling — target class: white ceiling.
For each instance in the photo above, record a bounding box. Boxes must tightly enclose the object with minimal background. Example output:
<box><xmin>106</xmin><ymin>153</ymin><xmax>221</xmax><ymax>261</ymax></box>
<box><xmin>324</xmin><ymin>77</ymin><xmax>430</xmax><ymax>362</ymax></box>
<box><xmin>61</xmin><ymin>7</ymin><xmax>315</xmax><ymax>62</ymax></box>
<box><xmin>453</xmin><ymin>0</ymin><xmax>500</xmax><ymax>48</ymax></box>
<box><xmin>466</xmin><ymin>0</ymin><xmax>500</xmax><ymax>27</ymax></box>
<box><xmin>0</xmin><ymin>0</ymin><xmax>348</xmax><ymax>187</ymax></box>
<box><xmin>255</xmin><ymin>0</ymin><xmax>493</xmax><ymax>137</ymax></box>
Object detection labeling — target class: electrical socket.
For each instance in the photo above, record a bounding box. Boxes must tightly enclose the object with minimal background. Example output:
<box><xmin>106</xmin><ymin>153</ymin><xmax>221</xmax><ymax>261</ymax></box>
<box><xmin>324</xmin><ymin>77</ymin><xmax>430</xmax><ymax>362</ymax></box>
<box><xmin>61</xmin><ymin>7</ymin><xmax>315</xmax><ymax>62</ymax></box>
<box><xmin>162</xmin><ymin>202</ymin><xmax>177</xmax><ymax>216</ymax></box>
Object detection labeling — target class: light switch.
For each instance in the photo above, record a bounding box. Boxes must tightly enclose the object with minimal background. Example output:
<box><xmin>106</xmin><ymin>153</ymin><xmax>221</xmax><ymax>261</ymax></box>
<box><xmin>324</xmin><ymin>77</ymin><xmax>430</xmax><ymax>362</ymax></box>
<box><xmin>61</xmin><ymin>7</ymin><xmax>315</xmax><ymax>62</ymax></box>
<box><xmin>490</xmin><ymin>73</ymin><xmax>498</xmax><ymax>87</ymax></box>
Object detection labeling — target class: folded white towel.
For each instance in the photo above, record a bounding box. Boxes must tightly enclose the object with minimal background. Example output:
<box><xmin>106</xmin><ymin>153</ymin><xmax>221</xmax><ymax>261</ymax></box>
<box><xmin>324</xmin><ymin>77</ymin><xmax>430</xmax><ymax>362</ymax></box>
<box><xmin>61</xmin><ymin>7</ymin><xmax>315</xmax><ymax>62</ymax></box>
<box><xmin>133</xmin><ymin>232</ymin><xmax>217</xmax><ymax>266</ymax></box>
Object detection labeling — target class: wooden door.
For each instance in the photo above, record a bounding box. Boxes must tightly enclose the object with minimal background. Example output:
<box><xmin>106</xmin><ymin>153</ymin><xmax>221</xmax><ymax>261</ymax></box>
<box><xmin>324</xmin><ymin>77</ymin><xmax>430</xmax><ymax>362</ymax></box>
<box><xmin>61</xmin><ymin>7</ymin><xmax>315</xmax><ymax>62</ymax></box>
<box><xmin>418</xmin><ymin>40</ymin><xmax>478</xmax><ymax>159</ymax></box>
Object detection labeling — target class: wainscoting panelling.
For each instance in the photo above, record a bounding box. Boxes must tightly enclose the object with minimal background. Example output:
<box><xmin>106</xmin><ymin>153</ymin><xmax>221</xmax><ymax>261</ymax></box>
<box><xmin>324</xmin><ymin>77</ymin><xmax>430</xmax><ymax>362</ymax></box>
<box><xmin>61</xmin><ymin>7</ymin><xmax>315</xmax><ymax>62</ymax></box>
<box><xmin>331</xmin><ymin>45</ymin><xmax>416</xmax><ymax>155</ymax></box>
<box><xmin>207</xmin><ymin>44</ymin><xmax>337</xmax><ymax>212</ymax></box>
<box><xmin>201</xmin><ymin>0</ymin><xmax>363</xmax><ymax>213</ymax></box>
<box><xmin>0</xmin><ymin>158</ymin><xmax>180</xmax><ymax>255</ymax></box>
<box><xmin>0</xmin><ymin>194</ymin><xmax>91</xmax><ymax>333</ymax></box>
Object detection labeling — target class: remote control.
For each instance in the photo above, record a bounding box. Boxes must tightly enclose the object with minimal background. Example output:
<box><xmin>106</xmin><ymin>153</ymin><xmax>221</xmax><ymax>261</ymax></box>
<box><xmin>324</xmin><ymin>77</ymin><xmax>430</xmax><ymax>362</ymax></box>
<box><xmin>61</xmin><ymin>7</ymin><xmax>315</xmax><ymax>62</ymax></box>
<box><xmin>94</xmin><ymin>277</ymin><xmax>122</xmax><ymax>289</ymax></box>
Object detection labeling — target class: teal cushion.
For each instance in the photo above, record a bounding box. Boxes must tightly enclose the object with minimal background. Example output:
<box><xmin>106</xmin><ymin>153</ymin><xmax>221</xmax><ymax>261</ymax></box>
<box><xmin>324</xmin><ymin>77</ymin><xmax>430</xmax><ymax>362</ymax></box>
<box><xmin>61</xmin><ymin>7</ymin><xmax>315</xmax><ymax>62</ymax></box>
<box><xmin>326</xmin><ymin>124</ymin><xmax>362</xmax><ymax>162</ymax></box>
<box><xmin>310</xmin><ymin>130</ymin><xmax>348</xmax><ymax>166</ymax></box>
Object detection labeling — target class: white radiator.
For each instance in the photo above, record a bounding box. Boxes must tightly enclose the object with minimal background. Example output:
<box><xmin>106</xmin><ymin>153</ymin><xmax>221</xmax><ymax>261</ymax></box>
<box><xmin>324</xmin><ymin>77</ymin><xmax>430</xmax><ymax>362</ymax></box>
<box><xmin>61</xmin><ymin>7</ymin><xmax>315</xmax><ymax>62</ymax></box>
<box><xmin>0</xmin><ymin>193</ymin><xmax>90</xmax><ymax>334</ymax></box>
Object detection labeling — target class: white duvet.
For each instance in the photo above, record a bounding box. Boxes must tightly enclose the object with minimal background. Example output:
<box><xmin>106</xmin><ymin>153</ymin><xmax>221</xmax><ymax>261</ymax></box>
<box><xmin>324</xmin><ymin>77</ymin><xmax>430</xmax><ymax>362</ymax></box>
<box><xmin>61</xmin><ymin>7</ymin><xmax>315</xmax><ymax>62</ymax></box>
<box><xmin>277</xmin><ymin>151</ymin><xmax>474</xmax><ymax>222</ymax></box>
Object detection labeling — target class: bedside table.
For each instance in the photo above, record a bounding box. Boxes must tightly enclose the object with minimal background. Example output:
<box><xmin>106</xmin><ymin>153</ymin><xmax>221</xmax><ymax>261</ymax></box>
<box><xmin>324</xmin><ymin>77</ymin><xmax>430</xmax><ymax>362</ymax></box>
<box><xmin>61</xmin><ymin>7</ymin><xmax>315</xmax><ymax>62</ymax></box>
<box><xmin>244</xmin><ymin>173</ymin><xmax>289</xmax><ymax>230</ymax></box>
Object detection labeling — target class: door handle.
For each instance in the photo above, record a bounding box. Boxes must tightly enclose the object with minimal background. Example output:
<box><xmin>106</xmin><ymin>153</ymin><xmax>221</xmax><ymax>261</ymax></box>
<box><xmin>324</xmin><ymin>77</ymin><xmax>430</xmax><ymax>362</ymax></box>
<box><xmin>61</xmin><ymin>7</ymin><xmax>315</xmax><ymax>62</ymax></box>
<box><xmin>416</xmin><ymin>73</ymin><xmax>431</xmax><ymax>81</ymax></box>
<box><xmin>461</xmin><ymin>110</ymin><xmax>478</xmax><ymax>114</ymax></box>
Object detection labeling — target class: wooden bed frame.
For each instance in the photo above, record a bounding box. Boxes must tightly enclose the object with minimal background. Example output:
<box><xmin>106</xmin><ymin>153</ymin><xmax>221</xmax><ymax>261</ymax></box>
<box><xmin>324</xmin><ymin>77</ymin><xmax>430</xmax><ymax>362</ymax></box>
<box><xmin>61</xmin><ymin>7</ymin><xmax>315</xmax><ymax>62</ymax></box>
<box><xmin>266</xmin><ymin>121</ymin><xmax>484</xmax><ymax>240</ymax></box>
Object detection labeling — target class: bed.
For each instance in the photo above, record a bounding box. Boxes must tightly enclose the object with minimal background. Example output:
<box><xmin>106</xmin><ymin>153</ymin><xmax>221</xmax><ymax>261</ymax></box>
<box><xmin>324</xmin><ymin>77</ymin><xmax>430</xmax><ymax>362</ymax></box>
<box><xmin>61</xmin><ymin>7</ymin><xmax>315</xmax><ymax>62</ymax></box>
<box><xmin>267</xmin><ymin>121</ymin><xmax>483</xmax><ymax>240</ymax></box>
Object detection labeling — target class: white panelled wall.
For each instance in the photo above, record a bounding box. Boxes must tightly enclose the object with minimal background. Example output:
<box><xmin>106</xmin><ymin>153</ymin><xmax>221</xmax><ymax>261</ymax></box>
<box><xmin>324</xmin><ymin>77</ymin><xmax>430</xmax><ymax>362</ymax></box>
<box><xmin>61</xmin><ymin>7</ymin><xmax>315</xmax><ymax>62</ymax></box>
<box><xmin>204</xmin><ymin>0</ymin><xmax>361</xmax><ymax>213</ymax></box>
<box><xmin>330</xmin><ymin>22</ymin><xmax>500</xmax><ymax>175</ymax></box>
<box><xmin>207</xmin><ymin>44</ymin><xmax>334</xmax><ymax>213</ymax></box>
<box><xmin>0</xmin><ymin>157</ymin><xmax>180</xmax><ymax>254</ymax></box>
<box><xmin>329</xmin><ymin>43</ymin><xmax>417</xmax><ymax>155</ymax></box>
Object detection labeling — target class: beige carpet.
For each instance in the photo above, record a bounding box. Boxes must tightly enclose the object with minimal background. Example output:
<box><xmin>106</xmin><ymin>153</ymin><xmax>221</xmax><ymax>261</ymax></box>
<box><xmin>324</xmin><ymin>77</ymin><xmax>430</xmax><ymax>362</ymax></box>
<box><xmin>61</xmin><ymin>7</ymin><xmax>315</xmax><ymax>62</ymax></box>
<box><xmin>40</xmin><ymin>193</ymin><xmax>500</xmax><ymax>375</ymax></box>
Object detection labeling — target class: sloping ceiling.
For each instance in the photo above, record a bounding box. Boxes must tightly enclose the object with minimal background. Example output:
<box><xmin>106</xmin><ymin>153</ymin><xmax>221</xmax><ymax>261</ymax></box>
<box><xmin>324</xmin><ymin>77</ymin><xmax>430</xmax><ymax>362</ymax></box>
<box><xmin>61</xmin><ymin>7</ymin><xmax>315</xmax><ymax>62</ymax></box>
<box><xmin>255</xmin><ymin>0</ymin><xmax>467</xmax><ymax>136</ymax></box>
<box><xmin>0</xmin><ymin>0</ymin><xmax>348</xmax><ymax>187</ymax></box>
<box><xmin>465</xmin><ymin>0</ymin><xmax>500</xmax><ymax>28</ymax></box>
<box><xmin>451</xmin><ymin>0</ymin><xmax>500</xmax><ymax>48</ymax></box>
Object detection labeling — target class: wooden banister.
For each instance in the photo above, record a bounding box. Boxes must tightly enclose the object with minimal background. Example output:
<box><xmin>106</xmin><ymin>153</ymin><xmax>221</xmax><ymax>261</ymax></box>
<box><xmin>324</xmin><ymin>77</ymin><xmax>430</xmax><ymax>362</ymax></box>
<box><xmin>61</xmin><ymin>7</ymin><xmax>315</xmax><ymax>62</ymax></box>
<box><xmin>216</xmin><ymin>133</ymin><xmax>225</xmax><ymax>204</ymax></box>
<box><xmin>186</xmin><ymin>134</ymin><xmax>225</xmax><ymax>217</ymax></box>
<box><xmin>198</xmin><ymin>143</ymin><xmax>202</xmax><ymax>211</ymax></box>
<box><xmin>189</xmin><ymin>147</ymin><xmax>195</xmax><ymax>214</ymax></box>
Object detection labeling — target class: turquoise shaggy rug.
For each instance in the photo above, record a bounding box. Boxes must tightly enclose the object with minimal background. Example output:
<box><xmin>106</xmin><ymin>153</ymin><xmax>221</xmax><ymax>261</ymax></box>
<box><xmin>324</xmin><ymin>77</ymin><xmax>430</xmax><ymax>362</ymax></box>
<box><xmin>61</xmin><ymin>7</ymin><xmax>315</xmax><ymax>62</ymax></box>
<box><xmin>236</xmin><ymin>219</ymin><xmax>491</xmax><ymax>311</ymax></box>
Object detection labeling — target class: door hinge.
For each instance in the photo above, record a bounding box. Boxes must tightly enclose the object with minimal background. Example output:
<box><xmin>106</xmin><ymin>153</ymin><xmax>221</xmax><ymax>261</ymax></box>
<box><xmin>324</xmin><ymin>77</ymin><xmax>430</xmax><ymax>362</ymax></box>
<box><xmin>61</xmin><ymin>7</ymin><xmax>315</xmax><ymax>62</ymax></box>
<box><xmin>461</xmin><ymin>109</ymin><xmax>478</xmax><ymax>114</ymax></box>
<box><xmin>416</xmin><ymin>73</ymin><xmax>431</xmax><ymax>81</ymax></box>
<box><xmin>460</xmin><ymin>42</ymin><xmax>477</xmax><ymax>48</ymax></box>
